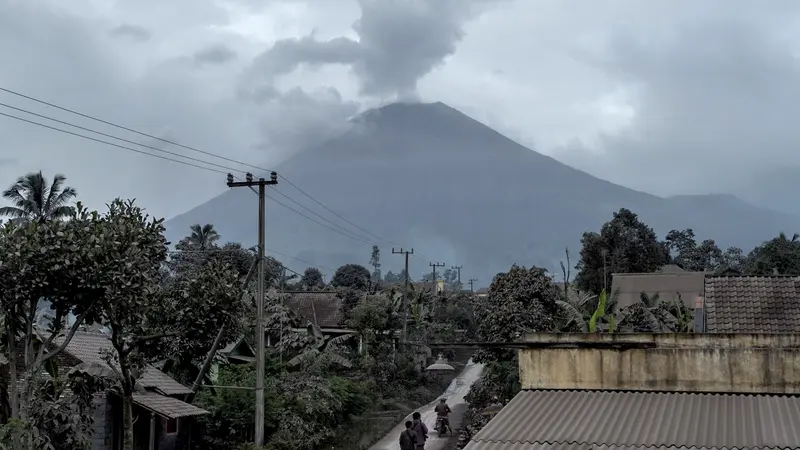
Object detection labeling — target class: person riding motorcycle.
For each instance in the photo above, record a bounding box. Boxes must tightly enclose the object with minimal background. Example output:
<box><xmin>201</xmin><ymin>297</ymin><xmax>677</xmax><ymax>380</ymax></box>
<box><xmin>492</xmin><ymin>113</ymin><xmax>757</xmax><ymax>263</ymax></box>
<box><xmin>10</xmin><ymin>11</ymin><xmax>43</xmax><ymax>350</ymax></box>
<box><xmin>434</xmin><ymin>398</ymin><xmax>452</xmax><ymax>434</ymax></box>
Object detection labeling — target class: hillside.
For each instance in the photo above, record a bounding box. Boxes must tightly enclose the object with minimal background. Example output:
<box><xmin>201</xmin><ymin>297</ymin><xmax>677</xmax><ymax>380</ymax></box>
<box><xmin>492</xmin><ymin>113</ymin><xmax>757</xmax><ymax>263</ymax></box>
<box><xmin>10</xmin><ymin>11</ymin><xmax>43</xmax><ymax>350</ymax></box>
<box><xmin>165</xmin><ymin>102</ymin><xmax>800</xmax><ymax>282</ymax></box>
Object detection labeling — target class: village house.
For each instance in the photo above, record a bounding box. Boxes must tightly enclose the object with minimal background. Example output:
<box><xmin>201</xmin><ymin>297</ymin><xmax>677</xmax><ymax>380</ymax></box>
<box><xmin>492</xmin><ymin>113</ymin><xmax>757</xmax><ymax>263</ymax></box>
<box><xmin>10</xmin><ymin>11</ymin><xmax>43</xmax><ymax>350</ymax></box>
<box><xmin>463</xmin><ymin>332</ymin><xmax>800</xmax><ymax>449</ymax></box>
<box><xmin>49</xmin><ymin>332</ymin><xmax>209</xmax><ymax>450</ymax></box>
<box><xmin>611</xmin><ymin>267</ymin><xmax>800</xmax><ymax>333</ymax></box>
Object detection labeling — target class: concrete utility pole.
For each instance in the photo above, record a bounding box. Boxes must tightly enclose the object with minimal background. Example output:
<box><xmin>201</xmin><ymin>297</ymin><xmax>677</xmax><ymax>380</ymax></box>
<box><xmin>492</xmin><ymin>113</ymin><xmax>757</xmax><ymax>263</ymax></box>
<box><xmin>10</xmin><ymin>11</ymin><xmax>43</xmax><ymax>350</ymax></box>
<box><xmin>468</xmin><ymin>278</ymin><xmax>478</xmax><ymax>294</ymax></box>
<box><xmin>451</xmin><ymin>265</ymin><xmax>462</xmax><ymax>284</ymax></box>
<box><xmin>392</xmin><ymin>248</ymin><xmax>414</xmax><ymax>343</ymax></box>
<box><xmin>226</xmin><ymin>171</ymin><xmax>277</xmax><ymax>447</ymax></box>
<box><xmin>429</xmin><ymin>262</ymin><xmax>445</xmax><ymax>294</ymax></box>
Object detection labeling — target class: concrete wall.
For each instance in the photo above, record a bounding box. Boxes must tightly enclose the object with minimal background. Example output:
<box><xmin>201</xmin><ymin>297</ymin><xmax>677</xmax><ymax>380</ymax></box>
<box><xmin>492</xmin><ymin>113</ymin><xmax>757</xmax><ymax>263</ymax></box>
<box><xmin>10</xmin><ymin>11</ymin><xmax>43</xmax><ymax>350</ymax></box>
<box><xmin>519</xmin><ymin>333</ymin><xmax>800</xmax><ymax>394</ymax></box>
<box><xmin>90</xmin><ymin>394</ymin><xmax>114</xmax><ymax>450</ymax></box>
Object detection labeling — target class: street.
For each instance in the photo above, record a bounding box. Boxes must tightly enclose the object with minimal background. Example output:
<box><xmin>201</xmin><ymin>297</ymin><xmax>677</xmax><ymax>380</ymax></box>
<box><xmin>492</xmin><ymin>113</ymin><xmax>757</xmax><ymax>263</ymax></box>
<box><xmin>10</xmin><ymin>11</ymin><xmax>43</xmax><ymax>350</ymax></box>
<box><xmin>368</xmin><ymin>360</ymin><xmax>484</xmax><ymax>450</ymax></box>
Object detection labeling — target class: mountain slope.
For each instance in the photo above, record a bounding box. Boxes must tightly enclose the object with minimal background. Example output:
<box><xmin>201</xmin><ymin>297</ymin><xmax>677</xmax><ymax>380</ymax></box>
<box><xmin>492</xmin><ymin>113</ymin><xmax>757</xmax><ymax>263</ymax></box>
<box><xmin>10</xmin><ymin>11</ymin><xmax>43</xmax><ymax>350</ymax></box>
<box><xmin>165</xmin><ymin>102</ymin><xmax>800</xmax><ymax>282</ymax></box>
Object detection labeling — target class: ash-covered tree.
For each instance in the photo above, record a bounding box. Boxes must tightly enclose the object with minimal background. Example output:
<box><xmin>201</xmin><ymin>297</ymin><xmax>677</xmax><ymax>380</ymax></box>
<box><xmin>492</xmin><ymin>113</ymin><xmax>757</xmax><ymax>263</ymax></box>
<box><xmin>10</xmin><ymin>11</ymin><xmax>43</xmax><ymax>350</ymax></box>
<box><xmin>331</xmin><ymin>264</ymin><xmax>371</xmax><ymax>291</ymax></box>
<box><xmin>300</xmin><ymin>267</ymin><xmax>325</xmax><ymax>290</ymax></box>
<box><xmin>187</xmin><ymin>223</ymin><xmax>220</xmax><ymax>250</ymax></box>
<box><xmin>369</xmin><ymin>245</ymin><xmax>381</xmax><ymax>283</ymax></box>
<box><xmin>0</xmin><ymin>201</ymin><xmax>151</xmax><ymax>422</ymax></box>
<box><xmin>744</xmin><ymin>232</ymin><xmax>800</xmax><ymax>275</ymax></box>
<box><xmin>0</xmin><ymin>171</ymin><xmax>77</xmax><ymax>224</ymax></box>
<box><xmin>575</xmin><ymin>208</ymin><xmax>670</xmax><ymax>295</ymax></box>
<box><xmin>475</xmin><ymin>265</ymin><xmax>559</xmax><ymax>358</ymax></box>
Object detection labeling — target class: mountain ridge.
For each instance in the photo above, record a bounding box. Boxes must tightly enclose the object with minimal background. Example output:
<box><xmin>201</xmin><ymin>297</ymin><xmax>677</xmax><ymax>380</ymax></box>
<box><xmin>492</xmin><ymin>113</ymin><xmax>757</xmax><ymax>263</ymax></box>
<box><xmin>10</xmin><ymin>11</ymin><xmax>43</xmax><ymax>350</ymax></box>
<box><xmin>166</xmin><ymin>101</ymin><xmax>799</xmax><ymax>281</ymax></box>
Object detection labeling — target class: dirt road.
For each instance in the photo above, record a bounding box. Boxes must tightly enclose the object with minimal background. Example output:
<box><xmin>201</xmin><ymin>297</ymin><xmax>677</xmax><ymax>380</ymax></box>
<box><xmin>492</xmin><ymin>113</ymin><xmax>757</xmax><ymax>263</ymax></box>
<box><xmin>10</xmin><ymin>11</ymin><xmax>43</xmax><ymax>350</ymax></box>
<box><xmin>368</xmin><ymin>360</ymin><xmax>484</xmax><ymax>450</ymax></box>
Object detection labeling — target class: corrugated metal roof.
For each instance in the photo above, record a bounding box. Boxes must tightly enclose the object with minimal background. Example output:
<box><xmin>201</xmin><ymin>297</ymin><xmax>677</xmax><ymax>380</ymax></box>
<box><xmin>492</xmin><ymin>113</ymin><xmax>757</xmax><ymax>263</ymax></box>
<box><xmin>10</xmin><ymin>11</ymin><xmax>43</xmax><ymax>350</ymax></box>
<box><xmin>54</xmin><ymin>332</ymin><xmax>192</xmax><ymax>395</ymax></box>
<box><xmin>705</xmin><ymin>276</ymin><xmax>800</xmax><ymax>333</ymax></box>
<box><xmin>132</xmin><ymin>392</ymin><xmax>209</xmax><ymax>419</ymax></box>
<box><xmin>464</xmin><ymin>390</ymin><xmax>800</xmax><ymax>450</ymax></box>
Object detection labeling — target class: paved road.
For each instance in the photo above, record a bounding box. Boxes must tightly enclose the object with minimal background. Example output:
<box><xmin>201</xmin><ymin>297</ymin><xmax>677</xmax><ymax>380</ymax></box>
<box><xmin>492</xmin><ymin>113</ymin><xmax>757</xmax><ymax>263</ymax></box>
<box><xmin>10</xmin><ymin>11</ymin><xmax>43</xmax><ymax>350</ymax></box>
<box><xmin>368</xmin><ymin>360</ymin><xmax>484</xmax><ymax>450</ymax></box>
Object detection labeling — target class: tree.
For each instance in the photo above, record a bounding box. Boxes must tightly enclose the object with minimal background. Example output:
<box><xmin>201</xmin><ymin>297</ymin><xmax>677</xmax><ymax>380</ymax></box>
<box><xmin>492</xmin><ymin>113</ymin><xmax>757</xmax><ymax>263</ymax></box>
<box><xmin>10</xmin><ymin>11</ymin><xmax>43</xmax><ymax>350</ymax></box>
<box><xmin>0</xmin><ymin>203</ymin><xmax>127</xmax><ymax>420</ymax></box>
<box><xmin>153</xmin><ymin>258</ymin><xmax>244</xmax><ymax>390</ymax></box>
<box><xmin>331</xmin><ymin>264</ymin><xmax>371</xmax><ymax>291</ymax></box>
<box><xmin>575</xmin><ymin>208</ymin><xmax>670</xmax><ymax>295</ymax></box>
<box><xmin>188</xmin><ymin>223</ymin><xmax>220</xmax><ymax>250</ymax></box>
<box><xmin>301</xmin><ymin>267</ymin><xmax>325</xmax><ymax>290</ymax></box>
<box><xmin>87</xmin><ymin>199</ymin><xmax>169</xmax><ymax>450</ymax></box>
<box><xmin>617</xmin><ymin>293</ymin><xmax>692</xmax><ymax>332</ymax></box>
<box><xmin>665</xmin><ymin>229</ymin><xmax>727</xmax><ymax>272</ymax></box>
<box><xmin>475</xmin><ymin>265</ymin><xmax>559</xmax><ymax>347</ymax></box>
<box><xmin>745</xmin><ymin>232</ymin><xmax>800</xmax><ymax>275</ymax></box>
<box><xmin>0</xmin><ymin>171</ymin><xmax>77</xmax><ymax>223</ymax></box>
<box><xmin>369</xmin><ymin>245</ymin><xmax>381</xmax><ymax>282</ymax></box>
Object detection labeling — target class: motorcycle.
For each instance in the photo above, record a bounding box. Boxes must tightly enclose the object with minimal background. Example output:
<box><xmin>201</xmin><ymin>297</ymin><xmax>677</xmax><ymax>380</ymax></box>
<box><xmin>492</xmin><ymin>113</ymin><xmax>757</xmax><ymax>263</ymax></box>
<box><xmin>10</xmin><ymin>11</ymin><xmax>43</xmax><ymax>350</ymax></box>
<box><xmin>435</xmin><ymin>417</ymin><xmax>449</xmax><ymax>437</ymax></box>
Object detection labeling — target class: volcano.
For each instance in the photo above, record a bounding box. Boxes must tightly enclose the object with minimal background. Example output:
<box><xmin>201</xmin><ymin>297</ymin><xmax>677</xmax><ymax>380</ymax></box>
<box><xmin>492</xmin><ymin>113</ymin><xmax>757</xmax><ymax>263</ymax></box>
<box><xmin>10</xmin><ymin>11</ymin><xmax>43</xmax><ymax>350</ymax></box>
<box><xmin>165</xmin><ymin>102</ymin><xmax>800</xmax><ymax>282</ymax></box>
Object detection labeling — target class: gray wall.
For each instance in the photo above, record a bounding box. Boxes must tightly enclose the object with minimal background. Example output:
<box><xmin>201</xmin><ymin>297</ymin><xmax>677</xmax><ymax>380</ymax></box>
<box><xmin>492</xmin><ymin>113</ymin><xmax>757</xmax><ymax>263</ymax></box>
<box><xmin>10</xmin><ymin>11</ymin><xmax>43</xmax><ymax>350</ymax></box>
<box><xmin>90</xmin><ymin>395</ymin><xmax>114</xmax><ymax>450</ymax></box>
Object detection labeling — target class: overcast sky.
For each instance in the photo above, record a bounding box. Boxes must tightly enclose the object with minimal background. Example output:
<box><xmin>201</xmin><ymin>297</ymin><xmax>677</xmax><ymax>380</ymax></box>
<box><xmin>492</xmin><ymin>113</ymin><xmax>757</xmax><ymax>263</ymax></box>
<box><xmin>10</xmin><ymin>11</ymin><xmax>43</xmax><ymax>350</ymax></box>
<box><xmin>2</xmin><ymin>0</ymin><xmax>800</xmax><ymax>220</ymax></box>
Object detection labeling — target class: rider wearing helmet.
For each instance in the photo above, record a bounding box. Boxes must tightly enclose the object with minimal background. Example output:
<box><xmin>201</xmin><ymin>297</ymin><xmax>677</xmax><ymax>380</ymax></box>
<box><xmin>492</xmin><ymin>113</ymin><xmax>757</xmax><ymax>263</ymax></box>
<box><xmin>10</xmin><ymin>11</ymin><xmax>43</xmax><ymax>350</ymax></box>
<box><xmin>434</xmin><ymin>398</ymin><xmax>452</xmax><ymax>433</ymax></box>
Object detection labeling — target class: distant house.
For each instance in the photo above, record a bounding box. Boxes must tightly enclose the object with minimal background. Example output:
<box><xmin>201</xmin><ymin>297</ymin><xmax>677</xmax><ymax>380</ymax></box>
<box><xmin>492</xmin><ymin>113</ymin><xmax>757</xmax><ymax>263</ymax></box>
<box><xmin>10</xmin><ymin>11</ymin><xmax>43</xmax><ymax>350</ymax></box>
<box><xmin>50</xmin><ymin>332</ymin><xmax>208</xmax><ymax>450</ymax></box>
<box><xmin>209</xmin><ymin>337</ymin><xmax>255</xmax><ymax>383</ymax></box>
<box><xmin>475</xmin><ymin>287</ymin><xmax>489</xmax><ymax>298</ymax></box>
<box><xmin>610</xmin><ymin>264</ymin><xmax>706</xmax><ymax>310</ymax></box>
<box><xmin>281</xmin><ymin>291</ymin><xmax>353</xmax><ymax>335</ymax></box>
<box><xmin>700</xmin><ymin>275</ymin><xmax>800</xmax><ymax>333</ymax></box>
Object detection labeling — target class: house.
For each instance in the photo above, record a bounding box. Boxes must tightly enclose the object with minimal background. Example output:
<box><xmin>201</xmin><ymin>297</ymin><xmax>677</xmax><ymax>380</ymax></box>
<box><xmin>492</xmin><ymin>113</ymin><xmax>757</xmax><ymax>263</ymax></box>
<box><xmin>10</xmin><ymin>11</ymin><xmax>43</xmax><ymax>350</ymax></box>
<box><xmin>463</xmin><ymin>333</ymin><xmax>800</xmax><ymax>449</ymax></box>
<box><xmin>52</xmin><ymin>332</ymin><xmax>209</xmax><ymax>450</ymax></box>
<box><xmin>208</xmin><ymin>337</ymin><xmax>255</xmax><ymax>383</ymax></box>
<box><xmin>610</xmin><ymin>264</ymin><xmax>706</xmax><ymax>310</ymax></box>
<box><xmin>699</xmin><ymin>275</ymin><xmax>800</xmax><ymax>332</ymax></box>
<box><xmin>281</xmin><ymin>291</ymin><xmax>354</xmax><ymax>335</ymax></box>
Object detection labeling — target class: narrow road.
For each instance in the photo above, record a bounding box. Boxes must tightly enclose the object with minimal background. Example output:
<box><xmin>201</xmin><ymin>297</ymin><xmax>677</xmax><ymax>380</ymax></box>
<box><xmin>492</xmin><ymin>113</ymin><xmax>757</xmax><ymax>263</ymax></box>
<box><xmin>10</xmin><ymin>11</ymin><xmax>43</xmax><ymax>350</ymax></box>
<box><xmin>369</xmin><ymin>360</ymin><xmax>484</xmax><ymax>450</ymax></box>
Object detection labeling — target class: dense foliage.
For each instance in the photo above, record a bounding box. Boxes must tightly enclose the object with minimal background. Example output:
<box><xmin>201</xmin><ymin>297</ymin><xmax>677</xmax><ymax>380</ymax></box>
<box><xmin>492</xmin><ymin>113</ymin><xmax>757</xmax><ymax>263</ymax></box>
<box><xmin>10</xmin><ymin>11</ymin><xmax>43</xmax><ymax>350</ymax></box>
<box><xmin>3</xmin><ymin>171</ymin><xmax>800</xmax><ymax>450</ymax></box>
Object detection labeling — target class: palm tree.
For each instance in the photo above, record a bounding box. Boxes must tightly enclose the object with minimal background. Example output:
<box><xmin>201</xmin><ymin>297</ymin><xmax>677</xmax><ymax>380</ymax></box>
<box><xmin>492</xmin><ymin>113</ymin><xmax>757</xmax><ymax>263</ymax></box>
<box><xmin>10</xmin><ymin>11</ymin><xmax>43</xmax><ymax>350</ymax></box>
<box><xmin>188</xmin><ymin>224</ymin><xmax>220</xmax><ymax>250</ymax></box>
<box><xmin>0</xmin><ymin>171</ymin><xmax>77</xmax><ymax>223</ymax></box>
<box><xmin>556</xmin><ymin>288</ymin><xmax>596</xmax><ymax>332</ymax></box>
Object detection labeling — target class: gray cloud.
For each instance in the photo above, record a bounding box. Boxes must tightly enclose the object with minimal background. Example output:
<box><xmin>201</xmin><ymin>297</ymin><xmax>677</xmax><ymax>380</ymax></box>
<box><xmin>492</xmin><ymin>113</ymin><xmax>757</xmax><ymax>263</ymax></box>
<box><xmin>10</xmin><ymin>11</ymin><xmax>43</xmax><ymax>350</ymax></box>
<box><xmin>193</xmin><ymin>44</ymin><xmax>238</xmax><ymax>66</ymax></box>
<box><xmin>555</xmin><ymin>10</ymin><xmax>800</xmax><ymax>198</ymax></box>
<box><xmin>109</xmin><ymin>24</ymin><xmax>151</xmax><ymax>41</ymax></box>
<box><xmin>246</xmin><ymin>0</ymin><xmax>504</xmax><ymax>100</ymax></box>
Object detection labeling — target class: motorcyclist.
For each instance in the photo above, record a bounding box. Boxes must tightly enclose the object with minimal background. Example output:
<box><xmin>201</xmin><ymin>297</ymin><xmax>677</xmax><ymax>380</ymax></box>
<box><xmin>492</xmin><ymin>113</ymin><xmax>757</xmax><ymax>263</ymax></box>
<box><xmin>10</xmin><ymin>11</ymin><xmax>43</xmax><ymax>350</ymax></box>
<box><xmin>434</xmin><ymin>398</ymin><xmax>452</xmax><ymax>434</ymax></box>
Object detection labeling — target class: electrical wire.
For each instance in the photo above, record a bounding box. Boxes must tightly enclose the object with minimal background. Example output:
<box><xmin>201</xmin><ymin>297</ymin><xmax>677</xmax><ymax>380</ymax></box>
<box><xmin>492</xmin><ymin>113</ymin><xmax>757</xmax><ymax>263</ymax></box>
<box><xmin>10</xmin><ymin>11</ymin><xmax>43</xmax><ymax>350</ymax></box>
<box><xmin>0</xmin><ymin>86</ymin><xmax>264</xmax><ymax>173</ymax></box>
<box><xmin>0</xmin><ymin>102</ymin><xmax>250</xmax><ymax>175</ymax></box>
<box><xmin>0</xmin><ymin>111</ymin><xmax>229</xmax><ymax>175</ymax></box>
<box><xmin>0</xmin><ymin>86</ymin><xmax>443</xmax><ymax>266</ymax></box>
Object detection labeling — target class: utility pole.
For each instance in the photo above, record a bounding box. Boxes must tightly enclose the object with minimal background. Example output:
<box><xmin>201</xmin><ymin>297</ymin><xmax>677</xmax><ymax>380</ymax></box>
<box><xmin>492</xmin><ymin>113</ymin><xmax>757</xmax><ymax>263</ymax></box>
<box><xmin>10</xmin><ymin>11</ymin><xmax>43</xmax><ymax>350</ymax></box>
<box><xmin>226</xmin><ymin>171</ymin><xmax>277</xmax><ymax>447</ymax></box>
<box><xmin>429</xmin><ymin>262</ymin><xmax>445</xmax><ymax>295</ymax></box>
<box><xmin>468</xmin><ymin>278</ymin><xmax>478</xmax><ymax>294</ymax></box>
<box><xmin>451</xmin><ymin>265</ymin><xmax>462</xmax><ymax>285</ymax></box>
<box><xmin>392</xmin><ymin>248</ymin><xmax>414</xmax><ymax>344</ymax></box>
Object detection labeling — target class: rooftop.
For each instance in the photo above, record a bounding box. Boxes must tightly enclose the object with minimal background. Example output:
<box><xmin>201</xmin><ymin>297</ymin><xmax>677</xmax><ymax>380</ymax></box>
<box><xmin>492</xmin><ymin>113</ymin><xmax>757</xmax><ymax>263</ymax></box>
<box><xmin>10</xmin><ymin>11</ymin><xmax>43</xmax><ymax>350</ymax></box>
<box><xmin>705</xmin><ymin>275</ymin><xmax>800</xmax><ymax>333</ymax></box>
<box><xmin>464</xmin><ymin>389</ymin><xmax>800</xmax><ymax>450</ymax></box>
<box><xmin>283</xmin><ymin>292</ymin><xmax>344</xmax><ymax>328</ymax></box>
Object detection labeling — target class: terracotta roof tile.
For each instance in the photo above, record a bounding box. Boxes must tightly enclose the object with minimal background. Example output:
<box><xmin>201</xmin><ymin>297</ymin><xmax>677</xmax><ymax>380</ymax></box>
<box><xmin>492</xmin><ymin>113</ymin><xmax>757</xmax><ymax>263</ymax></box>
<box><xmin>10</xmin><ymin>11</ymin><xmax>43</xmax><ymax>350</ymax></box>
<box><xmin>464</xmin><ymin>389</ymin><xmax>800</xmax><ymax>450</ymax></box>
<box><xmin>284</xmin><ymin>292</ymin><xmax>344</xmax><ymax>328</ymax></box>
<box><xmin>704</xmin><ymin>276</ymin><xmax>800</xmax><ymax>333</ymax></box>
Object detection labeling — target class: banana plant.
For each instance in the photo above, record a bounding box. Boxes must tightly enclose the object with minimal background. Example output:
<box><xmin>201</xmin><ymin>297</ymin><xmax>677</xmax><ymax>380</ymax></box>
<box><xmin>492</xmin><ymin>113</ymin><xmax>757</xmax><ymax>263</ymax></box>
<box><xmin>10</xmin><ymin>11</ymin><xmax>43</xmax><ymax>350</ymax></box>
<box><xmin>589</xmin><ymin>290</ymin><xmax>615</xmax><ymax>333</ymax></box>
<box><xmin>287</xmin><ymin>323</ymin><xmax>354</xmax><ymax>373</ymax></box>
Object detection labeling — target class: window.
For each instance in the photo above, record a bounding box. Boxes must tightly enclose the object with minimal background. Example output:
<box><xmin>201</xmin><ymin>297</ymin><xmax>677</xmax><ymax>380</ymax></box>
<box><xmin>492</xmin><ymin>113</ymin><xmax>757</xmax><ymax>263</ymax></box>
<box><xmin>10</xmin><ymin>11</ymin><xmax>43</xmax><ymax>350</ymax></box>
<box><xmin>165</xmin><ymin>418</ymin><xmax>179</xmax><ymax>435</ymax></box>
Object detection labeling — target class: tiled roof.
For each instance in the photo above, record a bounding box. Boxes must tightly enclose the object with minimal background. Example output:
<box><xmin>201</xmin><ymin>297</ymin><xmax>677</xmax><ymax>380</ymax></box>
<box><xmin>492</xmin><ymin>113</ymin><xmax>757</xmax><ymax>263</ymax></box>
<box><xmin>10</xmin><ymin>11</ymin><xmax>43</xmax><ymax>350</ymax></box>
<box><xmin>133</xmin><ymin>392</ymin><xmax>209</xmax><ymax>419</ymax></box>
<box><xmin>54</xmin><ymin>332</ymin><xmax>192</xmax><ymax>396</ymax></box>
<box><xmin>284</xmin><ymin>292</ymin><xmax>344</xmax><ymax>328</ymax></box>
<box><xmin>464</xmin><ymin>389</ymin><xmax>800</xmax><ymax>450</ymax></box>
<box><xmin>705</xmin><ymin>276</ymin><xmax>800</xmax><ymax>333</ymax></box>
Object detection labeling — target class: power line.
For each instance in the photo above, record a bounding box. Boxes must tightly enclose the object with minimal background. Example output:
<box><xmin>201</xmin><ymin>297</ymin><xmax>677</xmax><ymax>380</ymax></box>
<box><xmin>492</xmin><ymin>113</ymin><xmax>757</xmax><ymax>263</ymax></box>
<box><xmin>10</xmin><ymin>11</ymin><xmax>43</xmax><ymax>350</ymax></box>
<box><xmin>269</xmin><ymin>187</ymin><xmax>381</xmax><ymax>244</ymax></box>
<box><xmin>276</xmin><ymin>174</ymin><xmax>402</xmax><ymax>247</ymax></box>
<box><xmin>0</xmin><ymin>86</ymin><xmax>266</xmax><ymax>173</ymax></box>
<box><xmin>0</xmin><ymin>86</ymin><xmax>436</xmax><ymax>263</ymax></box>
<box><xmin>0</xmin><ymin>102</ymin><xmax>250</xmax><ymax>175</ymax></box>
<box><xmin>0</xmin><ymin>111</ymin><xmax>229</xmax><ymax>175</ymax></box>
